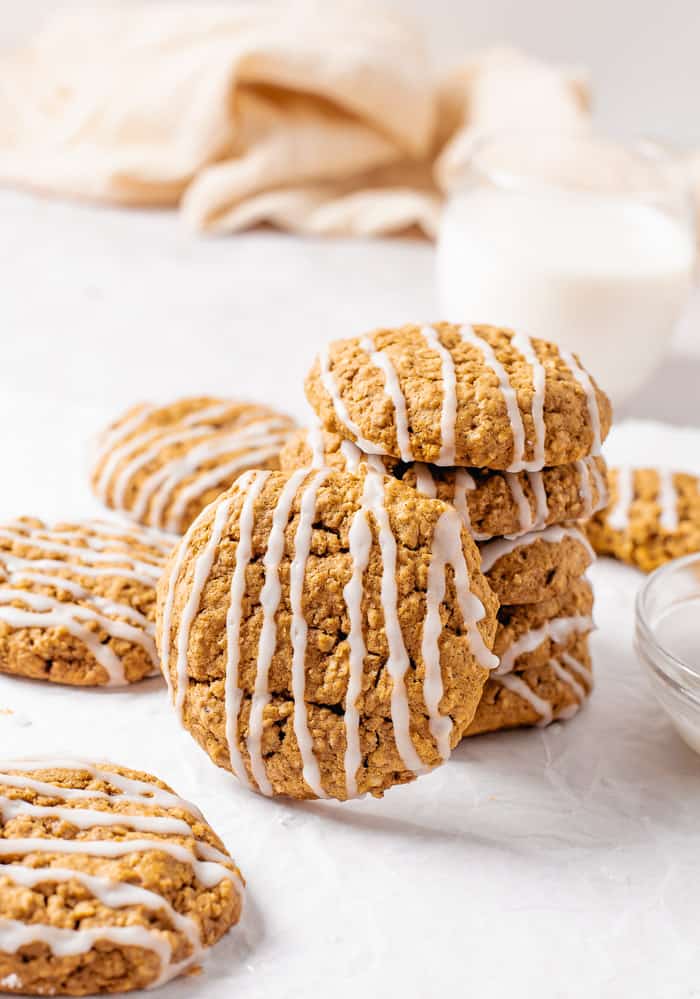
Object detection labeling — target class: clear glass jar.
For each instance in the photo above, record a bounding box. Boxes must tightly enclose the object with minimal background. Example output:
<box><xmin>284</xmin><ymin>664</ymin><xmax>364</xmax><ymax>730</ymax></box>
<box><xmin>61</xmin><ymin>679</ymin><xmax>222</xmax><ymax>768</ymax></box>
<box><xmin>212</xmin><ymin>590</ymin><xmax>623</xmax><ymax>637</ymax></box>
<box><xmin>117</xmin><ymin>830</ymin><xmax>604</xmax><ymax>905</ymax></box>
<box><xmin>436</xmin><ymin>131</ymin><xmax>696</xmax><ymax>406</ymax></box>
<box><xmin>636</xmin><ymin>552</ymin><xmax>700</xmax><ymax>754</ymax></box>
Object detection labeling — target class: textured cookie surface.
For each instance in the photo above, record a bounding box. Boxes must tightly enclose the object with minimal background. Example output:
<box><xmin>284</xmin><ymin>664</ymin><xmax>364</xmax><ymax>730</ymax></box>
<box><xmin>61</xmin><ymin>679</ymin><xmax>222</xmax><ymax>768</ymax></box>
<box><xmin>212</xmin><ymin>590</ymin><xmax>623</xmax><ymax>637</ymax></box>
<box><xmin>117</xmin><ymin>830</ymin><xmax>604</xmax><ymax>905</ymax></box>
<box><xmin>281</xmin><ymin>426</ymin><xmax>608</xmax><ymax>541</ymax></box>
<box><xmin>465</xmin><ymin>633</ymin><xmax>592</xmax><ymax>736</ymax></box>
<box><xmin>0</xmin><ymin>519</ymin><xmax>174</xmax><ymax>686</ymax></box>
<box><xmin>305</xmin><ymin>323</ymin><xmax>612</xmax><ymax>470</ymax></box>
<box><xmin>479</xmin><ymin>525</ymin><xmax>595</xmax><ymax>606</ymax></box>
<box><xmin>157</xmin><ymin>467</ymin><xmax>499</xmax><ymax>801</ymax></box>
<box><xmin>91</xmin><ymin>397</ymin><xmax>297</xmax><ymax>534</ymax></box>
<box><xmin>0</xmin><ymin>760</ymin><xmax>243</xmax><ymax>995</ymax></box>
<box><xmin>588</xmin><ymin>467</ymin><xmax>700</xmax><ymax>572</ymax></box>
<box><xmin>494</xmin><ymin>579</ymin><xmax>594</xmax><ymax>674</ymax></box>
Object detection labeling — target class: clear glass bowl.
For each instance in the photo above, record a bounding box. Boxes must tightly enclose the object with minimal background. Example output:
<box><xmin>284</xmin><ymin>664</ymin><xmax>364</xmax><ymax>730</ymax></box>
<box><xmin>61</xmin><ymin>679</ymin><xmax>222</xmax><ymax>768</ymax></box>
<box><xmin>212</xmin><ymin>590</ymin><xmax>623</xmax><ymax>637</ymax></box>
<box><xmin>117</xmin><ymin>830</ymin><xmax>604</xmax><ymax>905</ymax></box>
<box><xmin>636</xmin><ymin>552</ymin><xmax>700</xmax><ymax>753</ymax></box>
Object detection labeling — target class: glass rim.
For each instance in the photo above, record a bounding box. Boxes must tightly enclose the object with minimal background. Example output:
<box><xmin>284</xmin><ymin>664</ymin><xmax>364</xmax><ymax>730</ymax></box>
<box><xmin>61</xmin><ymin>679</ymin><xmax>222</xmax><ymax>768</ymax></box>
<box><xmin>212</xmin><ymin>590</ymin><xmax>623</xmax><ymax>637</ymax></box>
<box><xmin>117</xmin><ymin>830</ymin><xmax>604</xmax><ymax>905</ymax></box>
<box><xmin>464</xmin><ymin>128</ymin><xmax>689</xmax><ymax>202</ymax></box>
<box><xmin>636</xmin><ymin>552</ymin><xmax>700</xmax><ymax>685</ymax></box>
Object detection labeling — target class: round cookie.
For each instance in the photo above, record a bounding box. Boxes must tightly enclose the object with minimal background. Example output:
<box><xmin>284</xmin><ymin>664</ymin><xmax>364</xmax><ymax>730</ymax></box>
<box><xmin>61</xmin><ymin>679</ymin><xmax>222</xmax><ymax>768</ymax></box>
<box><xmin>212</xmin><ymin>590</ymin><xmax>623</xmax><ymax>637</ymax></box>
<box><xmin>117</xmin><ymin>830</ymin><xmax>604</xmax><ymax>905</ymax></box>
<box><xmin>281</xmin><ymin>425</ymin><xmax>609</xmax><ymax>541</ymax></box>
<box><xmin>0</xmin><ymin>759</ymin><xmax>243</xmax><ymax>995</ymax></box>
<box><xmin>494</xmin><ymin>579</ymin><xmax>594</xmax><ymax>674</ymax></box>
<box><xmin>305</xmin><ymin>323</ymin><xmax>612</xmax><ymax>470</ymax></box>
<box><xmin>157</xmin><ymin>466</ymin><xmax>499</xmax><ymax>801</ymax></box>
<box><xmin>588</xmin><ymin>466</ymin><xmax>700</xmax><ymax>572</ymax></box>
<box><xmin>91</xmin><ymin>397</ymin><xmax>297</xmax><ymax>534</ymax></box>
<box><xmin>479</xmin><ymin>525</ymin><xmax>595</xmax><ymax>606</ymax></box>
<box><xmin>0</xmin><ymin>518</ymin><xmax>173</xmax><ymax>687</ymax></box>
<box><xmin>465</xmin><ymin>633</ymin><xmax>592</xmax><ymax>736</ymax></box>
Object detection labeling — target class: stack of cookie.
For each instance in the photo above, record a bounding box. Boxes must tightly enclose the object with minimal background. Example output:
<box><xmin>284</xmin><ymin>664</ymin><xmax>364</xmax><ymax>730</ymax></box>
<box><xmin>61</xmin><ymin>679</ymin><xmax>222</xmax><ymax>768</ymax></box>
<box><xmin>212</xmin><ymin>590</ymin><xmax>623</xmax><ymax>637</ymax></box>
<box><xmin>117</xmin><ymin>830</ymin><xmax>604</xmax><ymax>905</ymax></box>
<box><xmin>283</xmin><ymin>321</ymin><xmax>612</xmax><ymax>735</ymax></box>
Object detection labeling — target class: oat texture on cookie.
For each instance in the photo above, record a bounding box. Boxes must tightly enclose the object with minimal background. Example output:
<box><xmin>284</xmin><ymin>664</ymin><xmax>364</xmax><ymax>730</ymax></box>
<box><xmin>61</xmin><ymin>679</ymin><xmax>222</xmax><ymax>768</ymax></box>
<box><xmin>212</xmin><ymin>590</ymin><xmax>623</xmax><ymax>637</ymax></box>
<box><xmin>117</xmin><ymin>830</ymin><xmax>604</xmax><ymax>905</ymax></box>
<box><xmin>0</xmin><ymin>760</ymin><xmax>243</xmax><ymax>995</ymax></box>
<box><xmin>156</xmin><ymin>466</ymin><xmax>499</xmax><ymax>800</ymax></box>
<box><xmin>91</xmin><ymin>397</ymin><xmax>297</xmax><ymax>534</ymax></box>
<box><xmin>588</xmin><ymin>466</ymin><xmax>700</xmax><ymax>571</ymax></box>
<box><xmin>304</xmin><ymin>323</ymin><xmax>612</xmax><ymax>470</ymax></box>
<box><xmin>0</xmin><ymin>518</ymin><xmax>175</xmax><ymax>687</ymax></box>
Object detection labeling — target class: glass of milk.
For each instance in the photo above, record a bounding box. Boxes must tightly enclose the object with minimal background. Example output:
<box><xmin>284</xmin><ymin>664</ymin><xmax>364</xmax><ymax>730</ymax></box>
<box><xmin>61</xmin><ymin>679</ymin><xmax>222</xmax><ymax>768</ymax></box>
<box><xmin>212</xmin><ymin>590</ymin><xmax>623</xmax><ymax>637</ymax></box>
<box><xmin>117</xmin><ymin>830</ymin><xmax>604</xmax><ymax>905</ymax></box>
<box><xmin>436</xmin><ymin>131</ymin><xmax>696</xmax><ymax>405</ymax></box>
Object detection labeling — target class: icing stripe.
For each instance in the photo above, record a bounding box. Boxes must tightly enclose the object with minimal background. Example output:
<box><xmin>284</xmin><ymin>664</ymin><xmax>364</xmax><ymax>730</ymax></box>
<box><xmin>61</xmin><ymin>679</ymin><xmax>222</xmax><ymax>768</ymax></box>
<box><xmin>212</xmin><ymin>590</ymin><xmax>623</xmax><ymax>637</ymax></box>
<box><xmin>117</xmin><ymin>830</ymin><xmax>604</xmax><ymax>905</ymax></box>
<box><xmin>421</xmin><ymin>325</ymin><xmax>457</xmax><ymax>466</ymax></box>
<box><xmin>361</xmin><ymin>336</ymin><xmax>413</xmax><ymax>462</ymax></box>
<box><xmin>479</xmin><ymin>525</ymin><xmax>595</xmax><ymax>574</ymax></box>
<box><xmin>607</xmin><ymin>467</ymin><xmax>634</xmax><ymax>531</ymax></box>
<box><xmin>318</xmin><ymin>346</ymin><xmax>384</xmax><ymax>456</ymax></box>
<box><xmin>496</xmin><ymin>673</ymin><xmax>553</xmax><ymax>726</ymax></box>
<box><xmin>560</xmin><ymin>349</ymin><xmax>602</xmax><ymax>455</ymax></box>
<box><xmin>657</xmin><ymin>469</ymin><xmax>679</xmax><ymax>532</ymax></box>
<box><xmin>414</xmin><ymin>463</ymin><xmax>437</xmax><ymax>498</ymax></box>
<box><xmin>496</xmin><ymin>614</ymin><xmax>594</xmax><ymax>675</ymax></box>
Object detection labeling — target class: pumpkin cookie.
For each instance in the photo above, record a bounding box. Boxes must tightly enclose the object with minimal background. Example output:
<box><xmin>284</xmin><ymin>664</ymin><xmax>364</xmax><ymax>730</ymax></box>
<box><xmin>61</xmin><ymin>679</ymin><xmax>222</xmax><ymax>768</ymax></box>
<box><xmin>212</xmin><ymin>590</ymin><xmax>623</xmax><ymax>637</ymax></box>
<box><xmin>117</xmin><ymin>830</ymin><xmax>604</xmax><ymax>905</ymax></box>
<box><xmin>305</xmin><ymin>323</ymin><xmax>611</xmax><ymax>470</ymax></box>
<box><xmin>588</xmin><ymin>466</ymin><xmax>700</xmax><ymax>572</ymax></box>
<box><xmin>479</xmin><ymin>525</ymin><xmax>595</xmax><ymax>605</ymax></box>
<box><xmin>0</xmin><ymin>760</ymin><xmax>243</xmax><ymax>995</ymax></box>
<box><xmin>91</xmin><ymin>397</ymin><xmax>297</xmax><ymax>534</ymax></box>
<box><xmin>494</xmin><ymin>579</ymin><xmax>594</xmax><ymax>674</ymax></box>
<box><xmin>156</xmin><ymin>467</ymin><xmax>499</xmax><ymax>801</ymax></box>
<box><xmin>465</xmin><ymin>633</ymin><xmax>592</xmax><ymax>736</ymax></box>
<box><xmin>281</xmin><ymin>425</ymin><xmax>608</xmax><ymax>541</ymax></box>
<box><xmin>0</xmin><ymin>518</ymin><xmax>173</xmax><ymax>686</ymax></box>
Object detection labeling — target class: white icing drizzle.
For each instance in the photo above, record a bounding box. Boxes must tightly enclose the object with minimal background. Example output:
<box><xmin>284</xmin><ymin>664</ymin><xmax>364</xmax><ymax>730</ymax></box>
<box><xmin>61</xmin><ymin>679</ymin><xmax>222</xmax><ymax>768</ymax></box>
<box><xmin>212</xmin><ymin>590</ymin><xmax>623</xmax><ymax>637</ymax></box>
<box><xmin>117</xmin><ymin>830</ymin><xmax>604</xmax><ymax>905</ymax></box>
<box><xmin>559</xmin><ymin>349</ymin><xmax>602</xmax><ymax>455</ymax></box>
<box><xmin>657</xmin><ymin>468</ymin><xmax>679</xmax><ymax>533</ymax></box>
<box><xmin>479</xmin><ymin>525</ymin><xmax>595</xmax><ymax>574</ymax></box>
<box><xmin>92</xmin><ymin>403</ymin><xmax>156</xmax><ymax>470</ymax></box>
<box><xmin>505</xmin><ymin>473</ymin><xmax>534</xmax><ymax>534</ymax></box>
<box><xmin>0</xmin><ymin>763</ymin><xmax>242</xmax><ymax>988</ymax></box>
<box><xmin>0</xmin><ymin>553</ymin><xmax>159</xmax><ymax>589</ymax></box>
<box><xmin>422</xmin><ymin>508</ymin><xmax>498</xmax><ymax>760</ymax></box>
<box><xmin>496</xmin><ymin>673</ymin><xmax>553</xmax><ymax>726</ymax></box>
<box><xmin>108</xmin><ymin>427</ymin><xmax>214</xmax><ymax>507</ymax></box>
<box><xmin>361</xmin><ymin>468</ymin><xmax>425</xmax><ymax>774</ymax></box>
<box><xmin>459</xmin><ymin>325</ymin><xmax>527</xmax><ymax>472</ymax></box>
<box><xmin>527</xmin><ymin>472</ymin><xmax>549</xmax><ymax>528</ymax></box>
<box><xmin>289</xmin><ymin>470</ymin><xmax>329</xmax><ymax>798</ymax></box>
<box><xmin>360</xmin><ymin>335</ymin><xmax>413</xmax><ymax>462</ymax></box>
<box><xmin>339</xmin><ymin>439</ymin><xmax>364</xmax><ymax>473</ymax></box>
<box><xmin>0</xmin><ymin>528</ymin><xmax>162</xmax><ymax>579</ymax></box>
<box><xmin>548</xmin><ymin>656</ymin><xmax>587</xmax><ymax>703</ymax></box>
<box><xmin>607</xmin><ymin>466</ymin><xmax>635</xmax><ymax>531</ymax></box>
<box><xmin>561</xmin><ymin>651</ymin><xmax>594</xmax><ymax>690</ymax></box>
<box><xmin>496</xmin><ymin>614</ymin><xmax>594</xmax><ymax>675</ymax></box>
<box><xmin>576</xmin><ymin>459</ymin><xmax>594</xmax><ymax>517</ymax></box>
<box><xmin>421</xmin><ymin>325</ymin><xmax>457</xmax><ymax>466</ymax></box>
<box><xmin>587</xmin><ymin>457</ymin><xmax>608</xmax><ymax>510</ymax></box>
<box><xmin>318</xmin><ymin>346</ymin><xmax>384</xmax><ymax>456</ymax></box>
<box><xmin>307</xmin><ymin>418</ymin><xmax>327</xmax><ymax>469</ymax></box>
<box><xmin>224</xmin><ymin>471</ymin><xmax>271</xmax><ymax>790</ymax></box>
<box><xmin>173</xmin><ymin>493</ymin><xmax>235</xmax><ymax>718</ymax></box>
<box><xmin>247</xmin><ymin>469</ymin><xmax>310</xmax><ymax>796</ymax></box>
<box><xmin>452</xmin><ymin>469</ymin><xmax>480</xmax><ymax>537</ymax></box>
<box><xmin>342</xmin><ymin>482</ymin><xmax>374</xmax><ymax>798</ymax></box>
<box><xmin>414</xmin><ymin>463</ymin><xmax>437</xmax><ymax>498</ymax></box>
<box><xmin>509</xmin><ymin>331</ymin><xmax>547</xmax><ymax>471</ymax></box>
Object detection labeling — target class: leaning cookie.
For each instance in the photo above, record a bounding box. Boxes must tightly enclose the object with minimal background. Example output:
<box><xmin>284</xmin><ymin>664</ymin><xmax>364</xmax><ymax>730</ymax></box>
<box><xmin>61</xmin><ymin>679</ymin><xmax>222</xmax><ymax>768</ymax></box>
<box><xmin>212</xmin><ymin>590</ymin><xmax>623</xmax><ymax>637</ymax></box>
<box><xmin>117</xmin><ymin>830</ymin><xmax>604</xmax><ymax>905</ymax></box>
<box><xmin>0</xmin><ymin>518</ymin><xmax>174</xmax><ymax>686</ymax></box>
<box><xmin>0</xmin><ymin>759</ymin><xmax>243</xmax><ymax>995</ymax></box>
<box><xmin>91</xmin><ymin>397</ymin><xmax>297</xmax><ymax>534</ymax></box>
<box><xmin>479</xmin><ymin>525</ymin><xmax>595</xmax><ymax>606</ymax></box>
<box><xmin>157</xmin><ymin>467</ymin><xmax>499</xmax><ymax>801</ymax></box>
<box><xmin>305</xmin><ymin>323</ymin><xmax>612</xmax><ymax>469</ymax></box>
<box><xmin>465</xmin><ymin>633</ymin><xmax>593</xmax><ymax>736</ymax></box>
<box><xmin>588</xmin><ymin>466</ymin><xmax>700</xmax><ymax>572</ymax></box>
<box><xmin>281</xmin><ymin>426</ymin><xmax>608</xmax><ymax>541</ymax></box>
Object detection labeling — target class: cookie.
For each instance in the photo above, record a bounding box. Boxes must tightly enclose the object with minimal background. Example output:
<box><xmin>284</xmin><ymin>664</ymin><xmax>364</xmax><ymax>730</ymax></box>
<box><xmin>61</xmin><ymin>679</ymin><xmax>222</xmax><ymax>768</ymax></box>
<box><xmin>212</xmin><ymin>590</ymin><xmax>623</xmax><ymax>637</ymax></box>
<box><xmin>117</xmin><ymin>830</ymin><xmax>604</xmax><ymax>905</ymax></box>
<box><xmin>588</xmin><ymin>466</ymin><xmax>700</xmax><ymax>572</ymax></box>
<box><xmin>91</xmin><ymin>397</ymin><xmax>297</xmax><ymax>534</ymax></box>
<box><xmin>465</xmin><ymin>633</ymin><xmax>592</xmax><ymax>736</ymax></box>
<box><xmin>281</xmin><ymin>425</ymin><xmax>608</xmax><ymax>541</ymax></box>
<box><xmin>157</xmin><ymin>467</ymin><xmax>499</xmax><ymax>801</ymax></box>
<box><xmin>0</xmin><ymin>518</ymin><xmax>173</xmax><ymax>687</ymax></box>
<box><xmin>494</xmin><ymin>579</ymin><xmax>594</xmax><ymax>674</ymax></box>
<box><xmin>0</xmin><ymin>760</ymin><xmax>243</xmax><ymax>995</ymax></box>
<box><xmin>305</xmin><ymin>323</ymin><xmax>612</xmax><ymax>470</ymax></box>
<box><xmin>479</xmin><ymin>525</ymin><xmax>595</xmax><ymax>605</ymax></box>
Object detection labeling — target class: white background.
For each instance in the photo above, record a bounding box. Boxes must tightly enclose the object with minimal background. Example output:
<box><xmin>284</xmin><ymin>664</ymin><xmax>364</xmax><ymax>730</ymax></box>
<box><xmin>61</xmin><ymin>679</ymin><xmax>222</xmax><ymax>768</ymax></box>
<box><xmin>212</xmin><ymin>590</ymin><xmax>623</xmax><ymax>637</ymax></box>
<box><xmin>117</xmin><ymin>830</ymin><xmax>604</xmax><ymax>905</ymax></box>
<box><xmin>2</xmin><ymin>0</ymin><xmax>699</xmax><ymax>145</ymax></box>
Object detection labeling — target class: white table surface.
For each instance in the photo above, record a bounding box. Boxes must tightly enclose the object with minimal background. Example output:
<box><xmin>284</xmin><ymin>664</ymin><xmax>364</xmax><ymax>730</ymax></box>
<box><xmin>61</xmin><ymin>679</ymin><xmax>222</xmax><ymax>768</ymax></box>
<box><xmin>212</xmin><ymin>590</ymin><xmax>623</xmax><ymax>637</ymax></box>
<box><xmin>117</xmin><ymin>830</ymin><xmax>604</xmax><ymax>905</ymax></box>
<box><xmin>1</xmin><ymin>189</ymin><xmax>700</xmax><ymax>999</ymax></box>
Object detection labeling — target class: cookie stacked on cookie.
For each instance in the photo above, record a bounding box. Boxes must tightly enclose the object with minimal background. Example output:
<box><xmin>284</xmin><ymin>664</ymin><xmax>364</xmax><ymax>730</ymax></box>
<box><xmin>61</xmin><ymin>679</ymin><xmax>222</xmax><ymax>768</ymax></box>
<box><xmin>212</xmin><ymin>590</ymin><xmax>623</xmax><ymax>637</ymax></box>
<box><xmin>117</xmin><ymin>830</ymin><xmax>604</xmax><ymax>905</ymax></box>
<box><xmin>287</xmin><ymin>321</ymin><xmax>612</xmax><ymax>735</ymax></box>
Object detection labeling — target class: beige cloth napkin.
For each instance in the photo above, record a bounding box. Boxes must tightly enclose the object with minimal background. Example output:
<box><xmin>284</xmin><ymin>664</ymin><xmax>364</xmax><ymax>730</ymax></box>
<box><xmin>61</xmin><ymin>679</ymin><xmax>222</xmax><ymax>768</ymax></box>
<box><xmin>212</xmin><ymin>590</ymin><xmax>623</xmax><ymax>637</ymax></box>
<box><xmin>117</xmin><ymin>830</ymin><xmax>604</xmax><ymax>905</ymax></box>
<box><xmin>0</xmin><ymin>3</ymin><xmax>590</xmax><ymax>238</ymax></box>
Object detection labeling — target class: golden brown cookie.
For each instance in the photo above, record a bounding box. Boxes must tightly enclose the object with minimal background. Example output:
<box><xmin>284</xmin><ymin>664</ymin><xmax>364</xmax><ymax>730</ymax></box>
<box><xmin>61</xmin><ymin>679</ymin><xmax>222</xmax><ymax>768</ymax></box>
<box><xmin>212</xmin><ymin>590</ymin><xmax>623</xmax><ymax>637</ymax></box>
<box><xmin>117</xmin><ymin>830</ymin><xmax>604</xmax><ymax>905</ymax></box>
<box><xmin>465</xmin><ymin>633</ymin><xmax>592</xmax><ymax>736</ymax></box>
<box><xmin>281</xmin><ymin>425</ymin><xmax>608</xmax><ymax>541</ymax></box>
<box><xmin>0</xmin><ymin>519</ymin><xmax>174</xmax><ymax>687</ymax></box>
<box><xmin>305</xmin><ymin>323</ymin><xmax>612</xmax><ymax>470</ymax></box>
<box><xmin>157</xmin><ymin>467</ymin><xmax>499</xmax><ymax>801</ymax></box>
<box><xmin>0</xmin><ymin>759</ymin><xmax>243</xmax><ymax>995</ymax></box>
<box><xmin>588</xmin><ymin>466</ymin><xmax>700</xmax><ymax>572</ymax></box>
<box><xmin>494</xmin><ymin>579</ymin><xmax>594</xmax><ymax>673</ymax></box>
<box><xmin>479</xmin><ymin>525</ymin><xmax>595</xmax><ymax>606</ymax></box>
<box><xmin>91</xmin><ymin>397</ymin><xmax>297</xmax><ymax>534</ymax></box>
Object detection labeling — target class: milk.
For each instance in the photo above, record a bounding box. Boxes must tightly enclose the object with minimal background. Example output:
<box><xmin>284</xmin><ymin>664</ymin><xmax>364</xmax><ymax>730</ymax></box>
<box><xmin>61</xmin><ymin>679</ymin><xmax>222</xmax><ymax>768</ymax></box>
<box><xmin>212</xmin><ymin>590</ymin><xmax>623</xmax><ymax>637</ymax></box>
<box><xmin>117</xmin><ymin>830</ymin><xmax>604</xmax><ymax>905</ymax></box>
<box><xmin>437</xmin><ymin>186</ymin><xmax>695</xmax><ymax>404</ymax></box>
